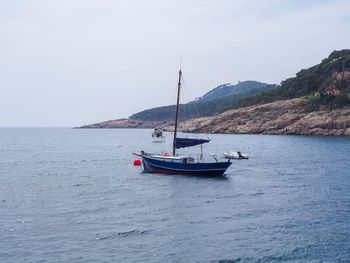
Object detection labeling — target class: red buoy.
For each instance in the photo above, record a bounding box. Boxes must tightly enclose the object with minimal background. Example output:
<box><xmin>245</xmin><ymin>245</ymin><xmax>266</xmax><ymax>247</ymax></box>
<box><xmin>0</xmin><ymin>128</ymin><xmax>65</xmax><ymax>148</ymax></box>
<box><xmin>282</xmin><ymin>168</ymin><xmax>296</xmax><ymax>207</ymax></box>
<box><xmin>133</xmin><ymin>159</ymin><xmax>141</xmax><ymax>166</ymax></box>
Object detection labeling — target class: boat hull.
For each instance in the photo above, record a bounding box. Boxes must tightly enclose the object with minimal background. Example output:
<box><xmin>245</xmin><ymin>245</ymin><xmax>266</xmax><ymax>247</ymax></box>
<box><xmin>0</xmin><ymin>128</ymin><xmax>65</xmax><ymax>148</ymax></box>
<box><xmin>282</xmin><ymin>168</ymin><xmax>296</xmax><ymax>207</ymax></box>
<box><xmin>141</xmin><ymin>155</ymin><xmax>231</xmax><ymax>176</ymax></box>
<box><xmin>151</xmin><ymin>136</ymin><xmax>165</xmax><ymax>143</ymax></box>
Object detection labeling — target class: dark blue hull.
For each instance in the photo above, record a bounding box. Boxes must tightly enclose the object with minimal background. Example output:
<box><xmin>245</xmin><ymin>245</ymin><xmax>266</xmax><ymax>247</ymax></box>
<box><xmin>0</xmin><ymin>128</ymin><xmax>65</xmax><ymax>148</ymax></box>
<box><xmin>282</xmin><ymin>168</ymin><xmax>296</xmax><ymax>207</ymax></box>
<box><xmin>142</xmin><ymin>155</ymin><xmax>232</xmax><ymax>176</ymax></box>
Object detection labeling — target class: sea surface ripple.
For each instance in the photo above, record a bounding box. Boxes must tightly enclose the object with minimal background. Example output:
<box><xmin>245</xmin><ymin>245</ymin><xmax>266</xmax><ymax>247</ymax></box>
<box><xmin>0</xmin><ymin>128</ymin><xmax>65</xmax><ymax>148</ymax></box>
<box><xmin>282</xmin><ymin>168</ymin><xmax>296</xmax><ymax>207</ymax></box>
<box><xmin>0</xmin><ymin>128</ymin><xmax>349</xmax><ymax>262</ymax></box>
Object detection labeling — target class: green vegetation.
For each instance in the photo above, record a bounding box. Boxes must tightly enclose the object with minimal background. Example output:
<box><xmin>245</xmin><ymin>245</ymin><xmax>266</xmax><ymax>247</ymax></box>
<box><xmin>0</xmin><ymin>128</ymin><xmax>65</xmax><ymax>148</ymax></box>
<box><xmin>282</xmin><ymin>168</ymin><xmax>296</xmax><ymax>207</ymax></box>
<box><xmin>199</xmin><ymin>81</ymin><xmax>270</xmax><ymax>102</ymax></box>
<box><xmin>130</xmin><ymin>84</ymin><xmax>278</xmax><ymax>121</ymax></box>
<box><xmin>305</xmin><ymin>95</ymin><xmax>321</xmax><ymax>104</ymax></box>
<box><xmin>279</xmin><ymin>49</ymin><xmax>350</xmax><ymax>98</ymax></box>
<box><xmin>231</xmin><ymin>49</ymin><xmax>350</xmax><ymax>109</ymax></box>
<box><xmin>130</xmin><ymin>49</ymin><xmax>350</xmax><ymax>121</ymax></box>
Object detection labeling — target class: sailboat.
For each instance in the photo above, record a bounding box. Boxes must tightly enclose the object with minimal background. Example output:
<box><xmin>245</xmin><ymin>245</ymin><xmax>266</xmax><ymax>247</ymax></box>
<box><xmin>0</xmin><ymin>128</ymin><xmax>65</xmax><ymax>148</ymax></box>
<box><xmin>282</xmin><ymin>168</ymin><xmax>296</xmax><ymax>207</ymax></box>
<box><xmin>133</xmin><ymin>69</ymin><xmax>232</xmax><ymax>176</ymax></box>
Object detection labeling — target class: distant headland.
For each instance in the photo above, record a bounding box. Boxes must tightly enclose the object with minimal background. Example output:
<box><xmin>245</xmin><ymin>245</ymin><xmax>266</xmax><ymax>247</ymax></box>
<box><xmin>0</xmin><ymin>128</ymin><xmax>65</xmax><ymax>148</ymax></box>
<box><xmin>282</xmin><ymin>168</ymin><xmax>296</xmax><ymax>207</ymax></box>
<box><xmin>79</xmin><ymin>50</ymin><xmax>350</xmax><ymax>136</ymax></box>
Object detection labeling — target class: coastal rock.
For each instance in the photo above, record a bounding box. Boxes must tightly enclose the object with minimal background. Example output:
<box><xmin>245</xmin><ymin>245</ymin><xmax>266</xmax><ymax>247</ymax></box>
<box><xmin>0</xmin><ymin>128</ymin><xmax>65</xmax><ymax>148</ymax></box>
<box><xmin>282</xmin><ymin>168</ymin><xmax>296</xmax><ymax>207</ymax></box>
<box><xmin>79</xmin><ymin>118</ymin><xmax>173</xmax><ymax>129</ymax></box>
<box><xmin>79</xmin><ymin>98</ymin><xmax>350</xmax><ymax>136</ymax></box>
<box><xmin>180</xmin><ymin>98</ymin><xmax>350</xmax><ymax>136</ymax></box>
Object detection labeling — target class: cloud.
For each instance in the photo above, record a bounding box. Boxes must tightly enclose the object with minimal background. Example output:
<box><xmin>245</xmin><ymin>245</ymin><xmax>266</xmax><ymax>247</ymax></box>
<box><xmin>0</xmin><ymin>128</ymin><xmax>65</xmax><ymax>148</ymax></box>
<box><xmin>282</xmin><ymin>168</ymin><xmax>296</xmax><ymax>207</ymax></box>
<box><xmin>0</xmin><ymin>0</ymin><xmax>349</xmax><ymax>126</ymax></box>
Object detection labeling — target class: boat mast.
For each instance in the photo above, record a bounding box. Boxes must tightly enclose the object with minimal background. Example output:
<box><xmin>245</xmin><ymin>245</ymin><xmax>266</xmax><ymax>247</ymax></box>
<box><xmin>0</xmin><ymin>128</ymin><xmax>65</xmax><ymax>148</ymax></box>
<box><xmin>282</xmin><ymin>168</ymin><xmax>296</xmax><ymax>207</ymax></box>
<box><xmin>173</xmin><ymin>69</ymin><xmax>182</xmax><ymax>156</ymax></box>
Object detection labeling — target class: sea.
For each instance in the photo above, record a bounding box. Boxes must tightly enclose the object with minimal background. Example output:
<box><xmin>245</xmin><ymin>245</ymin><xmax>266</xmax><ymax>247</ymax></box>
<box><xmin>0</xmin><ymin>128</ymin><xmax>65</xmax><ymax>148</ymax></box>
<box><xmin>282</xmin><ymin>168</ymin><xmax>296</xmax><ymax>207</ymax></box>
<box><xmin>0</xmin><ymin>128</ymin><xmax>349</xmax><ymax>263</ymax></box>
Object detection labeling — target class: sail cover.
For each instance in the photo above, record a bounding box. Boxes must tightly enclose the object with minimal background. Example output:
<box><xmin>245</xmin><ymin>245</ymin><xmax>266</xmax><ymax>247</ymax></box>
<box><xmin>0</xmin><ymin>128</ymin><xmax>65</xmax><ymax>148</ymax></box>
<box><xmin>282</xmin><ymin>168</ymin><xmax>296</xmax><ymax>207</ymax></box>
<box><xmin>175</xmin><ymin>138</ymin><xmax>210</xmax><ymax>149</ymax></box>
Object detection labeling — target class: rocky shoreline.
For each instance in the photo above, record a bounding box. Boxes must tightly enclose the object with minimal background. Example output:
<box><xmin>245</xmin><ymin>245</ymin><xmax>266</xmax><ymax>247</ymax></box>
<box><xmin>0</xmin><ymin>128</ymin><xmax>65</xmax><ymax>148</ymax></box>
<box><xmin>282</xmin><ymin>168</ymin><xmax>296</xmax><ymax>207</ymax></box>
<box><xmin>180</xmin><ymin>98</ymin><xmax>350</xmax><ymax>136</ymax></box>
<box><xmin>79</xmin><ymin>98</ymin><xmax>350</xmax><ymax>136</ymax></box>
<box><xmin>79</xmin><ymin>118</ymin><xmax>173</xmax><ymax>129</ymax></box>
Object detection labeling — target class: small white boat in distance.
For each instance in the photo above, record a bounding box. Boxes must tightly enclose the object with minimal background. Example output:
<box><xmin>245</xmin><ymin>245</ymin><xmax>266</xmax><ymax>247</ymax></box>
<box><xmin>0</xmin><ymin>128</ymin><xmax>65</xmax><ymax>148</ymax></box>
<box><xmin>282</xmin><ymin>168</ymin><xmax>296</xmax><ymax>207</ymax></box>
<box><xmin>224</xmin><ymin>151</ymin><xmax>249</xmax><ymax>160</ymax></box>
<box><xmin>152</xmin><ymin>128</ymin><xmax>165</xmax><ymax>142</ymax></box>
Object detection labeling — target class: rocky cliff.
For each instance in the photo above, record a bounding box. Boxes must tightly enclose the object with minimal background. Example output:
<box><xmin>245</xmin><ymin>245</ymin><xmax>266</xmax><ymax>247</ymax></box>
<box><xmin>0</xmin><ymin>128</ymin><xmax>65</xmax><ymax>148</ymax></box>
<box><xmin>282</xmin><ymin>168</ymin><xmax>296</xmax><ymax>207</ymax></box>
<box><xmin>179</xmin><ymin>98</ymin><xmax>350</xmax><ymax>136</ymax></box>
<box><xmin>79</xmin><ymin>98</ymin><xmax>350</xmax><ymax>136</ymax></box>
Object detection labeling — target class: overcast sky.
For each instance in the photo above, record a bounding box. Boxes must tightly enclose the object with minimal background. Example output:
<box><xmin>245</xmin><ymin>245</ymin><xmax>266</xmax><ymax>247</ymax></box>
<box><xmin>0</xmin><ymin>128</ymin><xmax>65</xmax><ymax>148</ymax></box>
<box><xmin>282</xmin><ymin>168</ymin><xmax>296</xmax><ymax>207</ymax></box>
<box><xmin>1</xmin><ymin>0</ymin><xmax>349</xmax><ymax>127</ymax></box>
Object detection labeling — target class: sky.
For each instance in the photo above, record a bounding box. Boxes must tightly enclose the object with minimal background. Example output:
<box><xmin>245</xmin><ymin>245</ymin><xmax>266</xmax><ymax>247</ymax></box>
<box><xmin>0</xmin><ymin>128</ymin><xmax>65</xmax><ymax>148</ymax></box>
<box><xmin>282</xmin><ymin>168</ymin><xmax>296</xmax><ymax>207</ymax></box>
<box><xmin>0</xmin><ymin>0</ymin><xmax>349</xmax><ymax>127</ymax></box>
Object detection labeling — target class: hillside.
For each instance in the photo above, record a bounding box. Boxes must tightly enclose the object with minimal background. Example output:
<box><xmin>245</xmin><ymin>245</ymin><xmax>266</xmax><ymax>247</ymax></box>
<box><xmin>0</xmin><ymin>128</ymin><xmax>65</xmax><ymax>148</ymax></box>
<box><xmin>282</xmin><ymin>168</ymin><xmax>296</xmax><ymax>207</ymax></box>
<box><xmin>130</xmin><ymin>82</ymin><xmax>277</xmax><ymax>121</ymax></box>
<box><xmin>237</xmin><ymin>49</ymin><xmax>350</xmax><ymax>109</ymax></box>
<box><xmin>197</xmin><ymin>81</ymin><xmax>269</xmax><ymax>102</ymax></box>
<box><xmin>130</xmin><ymin>48</ymin><xmax>350</xmax><ymax>122</ymax></box>
<box><xmin>80</xmin><ymin>49</ymin><xmax>350</xmax><ymax>136</ymax></box>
